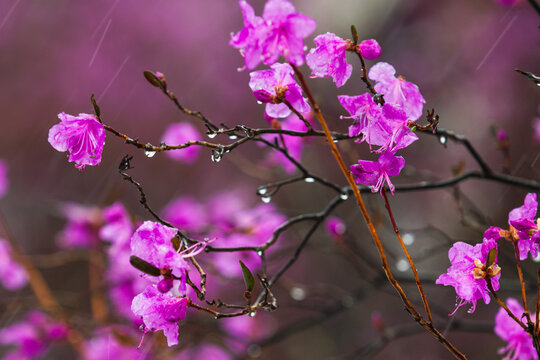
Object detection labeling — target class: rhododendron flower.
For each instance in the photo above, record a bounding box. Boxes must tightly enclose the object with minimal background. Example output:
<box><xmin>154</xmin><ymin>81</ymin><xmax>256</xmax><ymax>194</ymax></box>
<box><xmin>358</xmin><ymin>39</ymin><xmax>382</xmax><ymax>60</ymax></box>
<box><xmin>161</xmin><ymin>122</ymin><xmax>202</xmax><ymax>164</ymax></box>
<box><xmin>249</xmin><ymin>62</ymin><xmax>310</xmax><ymax>118</ymax></box>
<box><xmin>99</xmin><ymin>202</ymin><xmax>133</xmax><ymax>252</ymax></box>
<box><xmin>221</xmin><ymin>312</ymin><xmax>277</xmax><ymax>354</ymax></box>
<box><xmin>262</xmin><ymin>114</ymin><xmax>309</xmax><ymax>174</ymax></box>
<box><xmin>487</xmin><ymin>193</ymin><xmax>540</xmax><ymax>260</ymax></box>
<box><xmin>130</xmin><ymin>221</ymin><xmax>188</xmax><ymax>291</ymax></box>
<box><xmin>338</xmin><ymin>93</ymin><xmax>417</xmax><ymax>152</ymax></box>
<box><xmin>162</xmin><ymin>196</ymin><xmax>208</xmax><ymax>232</ymax></box>
<box><xmin>48</xmin><ymin>112</ymin><xmax>105</xmax><ymax>170</ymax></box>
<box><xmin>132</xmin><ymin>285</ymin><xmax>188</xmax><ymax>347</ymax></box>
<box><xmin>436</xmin><ymin>239</ymin><xmax>500</xmax><ymax>314</ymax></box>
<box><xmin>56</xmin><ymin>202</ymin><xmax>102</xmax><ymax>249</ymax></box>
<box><xmin>230</xmin><ymin>0</ymin><xmax>316</xmax><ymax>69</ymax></box>
<box><xmin>368</xmin><ymin>62</ymin><xmax>425</xmax><ymax>121</ymax></box>
<box><xmin>0</xmin><ymin>311</ymin><xmax>67</xmax><ymax>359</ymax></box>
<box><xmin>306</xmin><ymin>33</ymin><xmax>352</xmax><ymax>87</ymax></box>
<box><xmin>350</xmin><ymin>152</ymin><xmax>405</xmax><ymax>194</ymax></box>
<box><xmin>85</xmin><ymin>329</ymin><xmax>142</xmax><ymax>360</ymax></box>
<box><xmin>495</xmin><ymin>298</ymin><xmax>537</xmax><ymax>360</ymax></box>
<box><xmin>325</xmin><ymin>216</ymin><xmax>346</xmax><ymax>241</ymax></box>
<box><xmin>0</xmin><ymin>160</ymin><xmax>7</xmax><ymax>198</ymax></box>
<box><xmin>0</xmin><ymin>239</ymin><xmax>28</xmax><ymax>290</ymax></box>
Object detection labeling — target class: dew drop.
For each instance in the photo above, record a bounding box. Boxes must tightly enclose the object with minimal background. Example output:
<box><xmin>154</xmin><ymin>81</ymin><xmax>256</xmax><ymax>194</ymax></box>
<box><xmin>402</xmin><ymin>233</ymin><xmax>415</xmax><ymax>246</ymax></box>
<box><xmin>340</xmin><ymin>193</ymin><xmax>349</xmax><ymax>200</ymax></box>
<box><xmin>290</xmin><ymin>287</ymin><xmax>306</xmax><ymax>301</ymax></box>
<box><xmin>396</xmin><ymin>258</ymin><xmax>409</xmax><ymax>272</ymax></box>
<box><xmin>249</xmin><ymin>311</ymin><xmax>256</xmax><ymax>317</ymax></box>
<box><xmin>144</xmin><ymin>150</ymin><xmax>156</xmax><ymax>158</ymax></box>
<box><xmin>256</xmin><ymin>101</ymin><xmax>263</xmax><ymax>105</ymax></box>
<box><xmin>257</xmin><ymin>187</ymin><xmax>267</xmax><ymax>195</ymax></box>
<box><xmin>303</xmin><ymin>45</ymin><xmax>308</xmax><ymax>51</ymax></box>
<box><xmin>439</xmin><ymin>136</ymin><xmax>447</xmax><ymax>145</ymax></box>
<box><xmin>257</xmin><ymin>250</ymin><xmax>263</xmax><ymax>257</ymax></box>
<box><xmin>261</xmin><ymin>196</ymin><xmax>271</xmax><ymax>203</ymax></box>
<box><xmin>247</xmin><ymin>345</ymin><xmax>262</xmax><ymax>358</ymax></box>
<box><xmin>237</xmin><ymin>67</ymin><xmax>243</xmax><ymax>72</ymax></box>
<box><xmin>333</xmin><ymin>138</ymin><xmax>339</xmax><ymax>143</ymax></box>
<box><xmin>207</xmin><ymin>132</ymin><xmax>217</xmax><ymax>139</ymax></box>
<box><xmin>304</xmin><ymin>177</ymin><xmax>315</xmax><ymax>183</ymax></box>
<box><xmin>211</xmin><ymin>150</ymin><xmax>222</xmax><ymax>163</ymax></box>
<box><xmin>228</xmin><ymin>134</ymin><xmax>238</xmax><ymax>140</ymax></box>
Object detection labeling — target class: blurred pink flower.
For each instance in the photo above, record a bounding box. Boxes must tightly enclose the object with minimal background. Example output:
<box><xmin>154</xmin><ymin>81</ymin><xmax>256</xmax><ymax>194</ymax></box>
<box><xmin>48</xmin><ymin>113</ymin><xmax>105</xmax><ymax>170</ymax></box>
<box><xmin>495</xmin><ymin>298</ymin><xmax>537</xmax><ymax>360</ymax></box>
<box><xmin>56</xmin><ymin>202</ymin><xmax>102</xmax><ymax>249</ymax></box>
<box><xmin>99</xmin><ymin>202</ymin><xmax>133</xmax><ymax>252</ymax></box>
<box><xmin>325</xmin><ymin>216</ymin><xmax>346</xmax><ymax>241</ymax></box>
<box><xmin>0</xmin><ymin>239</ymin><xmax>28</xmax><ymax>291</ymax></box>
<box><xmin>172</xmin><ymin>344</ymin><xmax>232</xmax><ymax>360</ymax></box>
<box><xmin>350</xmin><ymin>151</ymin><xmax>405</xmax><ymax>194</ymax></box>
<box><xmin>0</xmin><ymin>311</ymin><xmax>67</xmax><ymax>359</ymax></box>
<box><xmin>162</xmin><ymin>196</ymin><xmax>208</xmax><ymax>232</ymax></box>
<box><xmin>249</xmin><ymin>62</ymin><xmax>310</xmax><ymax>118</ymax></box>
<box><xmin>161</xmin><ymin>122</ymin><xmax>202</xmax><ymax>164</ymax></box>
<box><xmin>368</xmin><ymin>62</ymin><xmax>425</xmax><ymax>121</ymax></box>
<box><xmin>85</xmin><ymin>328</ymin><xmax>143</xmax><ymax>360</ymax></box>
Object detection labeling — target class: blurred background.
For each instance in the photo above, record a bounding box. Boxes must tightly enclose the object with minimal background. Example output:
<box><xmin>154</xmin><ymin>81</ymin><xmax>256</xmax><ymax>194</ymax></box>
<box><xmin>0</xmin><ymin>0</ymin><xmax>539</xmax><ymax>358</ymax></box>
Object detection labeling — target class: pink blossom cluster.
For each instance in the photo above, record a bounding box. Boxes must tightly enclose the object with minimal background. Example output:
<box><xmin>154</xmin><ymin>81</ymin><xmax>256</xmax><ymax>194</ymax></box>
<box><xmin>495</xmin><ymin>298</ymin><xmax>537</xmax><ymax>360</ymax></box>
<box><xmin>0</xmin><ymin>238</ymin><xmax>28</xmax><ymax>291</ymax></box>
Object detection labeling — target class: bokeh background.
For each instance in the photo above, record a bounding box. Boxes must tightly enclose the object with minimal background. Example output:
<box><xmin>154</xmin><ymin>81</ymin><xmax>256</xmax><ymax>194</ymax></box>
<box><xmin>0</xmin><ymin>0</ymin><xmax>539</xmax><ymax>358</ymax></box>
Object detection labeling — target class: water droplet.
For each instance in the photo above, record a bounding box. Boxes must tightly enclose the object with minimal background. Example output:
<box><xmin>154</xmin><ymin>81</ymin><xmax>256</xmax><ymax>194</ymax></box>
<box><xmin>211</xmin><ymin>150</ymin><xmax>222</xmax><ymax>162</ymax></box>
<box><xmin>303</xmin><ymin>45</ymin><xmax>308</xmax><ymax>51</ymax></box>
<box><xmin>229</xmin><ymin>134</ymin><xmax>238</xmax><ymax>140</ymax></box>
<box><xmin>144</xmin><ymin>150</ymin><xmax>156</xmax><ymax>158</ymax></box>
<box><xmin>340</xmin><ymin>193</ymin><xmax>349</xmax><ymax>200</ymax></box>
<box><xmin>439</xmin><ymin>136</ymin><xmax>447</xmax><ymax>145</ymax></box>
<box><xmin>256</xmin><ymin>101</ymin><xmax>263</xmax><ymax>105</ymax></box>
<box><xmin>207</xmin><ymin>132</ymin><xmax>217</xmax><ymax>139</ymax></box>
<box><xmin>396</xmin><ymin>259</ymin><xmax>409</xmax><ymax>272</ymax></box>
<box><xmin>257</xmin><ymin>250</ymin><xmax>263</xmax><ymax>257</ymax></box>
<box><xmin>261</xmin><ymin>196</ymin><xmax>271</xmax><ymax>203</ymax></box>
<box><xmin>304</xmin><ymin>177</ymin><xmax>315</xmax><ymax>183</ymax></box>
<box><xmin>249</xmin><ymin>311</ymin><xmax>256</xmax><ymax>317</ymax></box>
<box><xmin>247</xmin><ymin>345</ymin><xmax>262</xmax><ymax>358</ymax></box>
<box><xmin>237</xmin><ymin>67</ymin><xmax>243</xmax><ymax>72</ymax></box>
<box><xmin>403</xmin><ymin>233</ymin><xmax>415</xmax><ymax>246</ymax></box>
<box><xmin>333</xmin><ymin>138</ymin><xmax>339</xmax><ymax>143</ymax></box>
<box><xmin>257</xmin><ymin>187</ymin><xmax>267</xmax><ymax>195</ymax></box>
<box><xmin>290</xmin><ymin>287</ymin><xmax>306</xmax><ymax>301</ymax></box>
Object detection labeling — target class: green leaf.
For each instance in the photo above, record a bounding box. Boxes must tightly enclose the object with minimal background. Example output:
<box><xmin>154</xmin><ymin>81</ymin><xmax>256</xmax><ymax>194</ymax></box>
<box><xmin>410</xmin><ymin>126</ymin><xmax>417</xmax><ymax>132</ymax></box>
<box><xmin>91</xmin><ymin>94</ymin><xmax>101</xmax><ymax>117</ymax></box>
<box><xmin>239</xmin><ymin>260</ymin><xmax>255</xmax><ymax>292</ymax></box>
<box><xmin>486</xmin><ymin>248</ymin><xmax>497</xmax><ymax>268</ymax></box>
<box><xmin>130</xmin><ymin>255</ymin><xmax>161</xmax><ymax>276</ymax></box>
<box><xmin>350</xmin><ymin>25</ymin><xmax>359</xmax><ymax>45</ymax></box>
<box><xmin>143</xmin><ymin>70</ymin><xmax>164</xmax><ymax>89</ymax></box>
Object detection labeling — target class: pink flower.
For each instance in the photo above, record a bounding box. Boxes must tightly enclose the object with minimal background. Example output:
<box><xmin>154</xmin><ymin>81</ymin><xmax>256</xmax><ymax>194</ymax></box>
<box><xmin>338</xmin><ymin>93</ymin><xmax>417</xmax><ymax>152</ymax></box>
<box><xmin>358</xmin><ymin>39</ymin><xmax>381</xmax><ymax>60</ymax></box>
<box><xmin>436</xmin><ymin>239</ymin><xmax>500</xmax><ymax>314</ymax></box>
<box><xmin>85</xmin><ymin>328</ymin><xmax>142</xmax><ymax>360</ymax></box>
<box><xmin>0</xmin><ymin>160</ymin><xmax>7</xmax><ymax>198</ymax></box>
<box><xmin>249</xmin><ymin>62</ymin><xmax>310</xmax><ymax>118</ymax></box>
<box><xmin>306</xmin><ymin>32</ymin><xmax>352</xmax><ymax>88</ymax></box>
<box><xmin>349</xmin><ymin>152</ymin><xmax>405</xmax><ymax>194</ymax></box>
<box><xmin>162</xmin><ymin>196</ymin><xmax>208</xmax><ymax>233</ymax></box>
<box><xmin>0</xmin><ymin>311</ymin><xmax>67</xmax><ymax>359</ymax></box>
<box><xmin>495</xmin><ymin>298</ymin><xmax>537</xmax><ymax>360</ymax></box>
<box><xmin>130</xmin><ymin>221</ymin><xmax>188</xmax><ymax>287</ymax></box>
<box><xmin>368</xmin><ymin>62</ymin><xmax>425</xmax><ymax>121</ymax></box>
<box><xmin>161</xmin><ymin>122</ymin><xmax>202</xmax><ymax>164</ymax></box>
<box><xmin>509</xmin><ymin>193</ymin><xmax>539</xmax><ymax>260</ymax></box>
<box><xmin>56</xmin><ymin>202</ymin><xmax>102</xmax><ymax>249</ymax></box>
<box><xmin>99</xmin><ymin>202</ymin><xmax>133</xmax><ymax>252</ymax></box>
<box><xmin>48</xmin><ymin>112</ymin><xmax>105</xmax><ymax>170</ymax></box>
<box><xmin>230</xmin><ymin>0</ymin><xmax>316</xmax><ymax>69</ymax></box>
<box><xmin>262</xmin><ymin>114</ymin><xmax>309</xmax><ymax>174</ymax></box>
<box><xmin>0</xmin><ymin>239</ymin><xmax>28</xmax><ymax>291</ymax></box>
<box><xmin>325</xmin><ymin>216</ymin><xmax>346</xmax><ymax>241</ymax></box>
<box><xmin>132</xmin><ymin>285</ymin><xmax>188</xmax><ymax>347</ymax></box>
